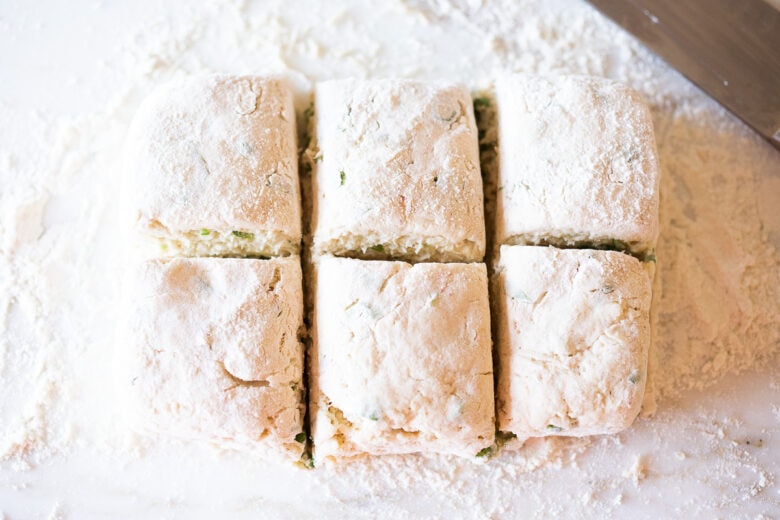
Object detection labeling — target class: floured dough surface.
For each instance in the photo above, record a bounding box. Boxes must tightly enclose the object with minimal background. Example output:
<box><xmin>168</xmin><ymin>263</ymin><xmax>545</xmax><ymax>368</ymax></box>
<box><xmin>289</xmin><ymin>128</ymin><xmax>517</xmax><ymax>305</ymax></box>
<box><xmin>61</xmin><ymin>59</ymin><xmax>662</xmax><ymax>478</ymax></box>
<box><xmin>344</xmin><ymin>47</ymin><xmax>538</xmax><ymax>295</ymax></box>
<box><xmin>310</xmin><ymin>256</ymin><xmax>494</xmax><ymax>461</ymax></box>
<box><xmin>494</xmin><ymin>245</ymin><xmax>652</xmax><ymax>439</ymax></box>
<box><xmin>311</xmin><ymin>79</ymin><xmax>485</xmax><ymax>263</ymax></box>
<box><xmin>494</xmin><ymin>74</ymin><xmax>660</xmax><ymax>256</ymax></box>
<box><xmin>125</xmin><ymin>75</ymin><xmax>301</xmax><ymax>258</ymax></box>
<box><xmin>122</xmin><ymin>256</ymin><xmax>306</xmax><ymax>462</ymax></box>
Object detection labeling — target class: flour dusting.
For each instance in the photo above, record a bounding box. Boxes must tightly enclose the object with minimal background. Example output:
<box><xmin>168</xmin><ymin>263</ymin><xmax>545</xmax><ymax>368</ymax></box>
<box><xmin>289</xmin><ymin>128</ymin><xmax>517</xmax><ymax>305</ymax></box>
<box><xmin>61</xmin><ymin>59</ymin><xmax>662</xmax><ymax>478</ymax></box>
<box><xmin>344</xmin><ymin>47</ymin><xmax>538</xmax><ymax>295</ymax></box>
<box><xmin>1</xmin><ymin>0</ymin><xmax>779</xmax><ymax>517</ymax></box>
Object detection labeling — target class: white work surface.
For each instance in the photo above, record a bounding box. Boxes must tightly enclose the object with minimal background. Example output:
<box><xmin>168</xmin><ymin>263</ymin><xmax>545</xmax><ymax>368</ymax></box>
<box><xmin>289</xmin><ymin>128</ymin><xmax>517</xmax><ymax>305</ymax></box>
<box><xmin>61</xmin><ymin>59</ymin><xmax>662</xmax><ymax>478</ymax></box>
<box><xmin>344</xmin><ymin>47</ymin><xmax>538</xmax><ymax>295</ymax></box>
<box><xmin>1</xmin><ymin>0</ymin><xmax>779</xmax><ymax>518</ymax></box>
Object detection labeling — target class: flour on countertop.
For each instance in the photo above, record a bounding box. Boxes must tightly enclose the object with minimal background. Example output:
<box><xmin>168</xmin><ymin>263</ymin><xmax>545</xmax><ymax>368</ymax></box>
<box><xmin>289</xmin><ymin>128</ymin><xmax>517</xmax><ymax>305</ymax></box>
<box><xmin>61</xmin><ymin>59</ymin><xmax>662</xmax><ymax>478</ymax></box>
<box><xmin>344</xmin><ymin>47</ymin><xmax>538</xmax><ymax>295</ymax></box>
<box><xmin>1</xmin><ymin>0</ymin><xmax>778</xmax><ymax>517</ymax></box>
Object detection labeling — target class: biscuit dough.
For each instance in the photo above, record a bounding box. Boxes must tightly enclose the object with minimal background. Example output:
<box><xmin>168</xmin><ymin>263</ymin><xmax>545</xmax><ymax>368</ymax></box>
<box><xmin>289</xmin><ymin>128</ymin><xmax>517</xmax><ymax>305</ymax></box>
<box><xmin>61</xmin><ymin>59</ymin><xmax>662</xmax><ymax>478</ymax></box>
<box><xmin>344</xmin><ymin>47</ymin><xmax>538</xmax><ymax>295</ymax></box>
<box><xmin>494</xmin><ymin>245</ymin><xmax>652</xmax><ymax>438</ymax></box>
<box><xmin>494</xmin><ymin>74</ymin><xmax>660</xmax><ymax>257</ymax></box>
<box><xmin>123</xmin><ymin>256</ymin><xmax>306</xmax><ymax>461</ymax></box>
<box><xmin>125</xmin><ymin>75</ymin><xmax>301</xmax><ymax>258</ymax></box>
<box><xmin>311</xmin><ymin>79</ymin><xmax>485</xmax><ymax>263</ymax></box>
<box><xmin>310</xmin><ymin>256</ymin><xmax>495</xmax><ymax>461</ymax></box>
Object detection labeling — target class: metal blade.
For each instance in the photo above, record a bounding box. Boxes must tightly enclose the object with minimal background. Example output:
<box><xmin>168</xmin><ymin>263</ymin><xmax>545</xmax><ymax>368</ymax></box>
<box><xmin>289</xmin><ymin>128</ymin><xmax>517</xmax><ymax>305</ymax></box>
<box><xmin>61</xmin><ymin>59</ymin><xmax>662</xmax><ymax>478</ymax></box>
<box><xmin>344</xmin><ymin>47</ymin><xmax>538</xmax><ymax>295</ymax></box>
<box><xmin>585</xmin><ymin>0</ymin><xmax>780</xmax><ymax>151</ymax></box>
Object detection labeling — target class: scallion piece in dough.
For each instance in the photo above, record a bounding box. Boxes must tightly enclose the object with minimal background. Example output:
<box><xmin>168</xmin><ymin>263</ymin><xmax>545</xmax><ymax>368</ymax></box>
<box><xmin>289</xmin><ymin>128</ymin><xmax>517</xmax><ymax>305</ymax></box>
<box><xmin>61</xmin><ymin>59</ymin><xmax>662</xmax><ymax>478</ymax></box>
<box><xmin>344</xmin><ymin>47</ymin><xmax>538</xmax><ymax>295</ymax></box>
<box><xmin>475</xmin><ymin>447</ymin><xmax>492</xmax><ymax>458</ymax></box>
<box><xmin>473</xmin><ymin>96</ymin><xmax>491</xmax><ymax>108</ymax></box>
<box><xmin>232</xmin><ymin>230</ymin><xmax>254</xmax><ymax>240</ymax></box>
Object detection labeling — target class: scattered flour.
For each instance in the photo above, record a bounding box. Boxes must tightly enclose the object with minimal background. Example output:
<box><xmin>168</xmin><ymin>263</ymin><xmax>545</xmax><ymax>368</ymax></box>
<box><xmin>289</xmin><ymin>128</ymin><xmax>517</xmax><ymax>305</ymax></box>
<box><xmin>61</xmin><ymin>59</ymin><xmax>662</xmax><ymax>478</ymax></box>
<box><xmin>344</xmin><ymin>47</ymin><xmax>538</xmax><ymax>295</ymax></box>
<box><xmin>1</xmin><ymin>0</ymin><xmax>778</xmax><ymax>517</ymax></box>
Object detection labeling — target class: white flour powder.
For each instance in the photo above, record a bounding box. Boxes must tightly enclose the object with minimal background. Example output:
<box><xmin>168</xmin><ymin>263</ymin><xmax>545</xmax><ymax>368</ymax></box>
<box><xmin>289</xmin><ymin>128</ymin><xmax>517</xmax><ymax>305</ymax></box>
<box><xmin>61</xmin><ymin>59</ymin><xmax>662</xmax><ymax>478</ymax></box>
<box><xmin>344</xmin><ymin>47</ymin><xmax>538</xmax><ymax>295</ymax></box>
<box><xmin>1</xmin><ymin>0</ymin><xmax>778</xmax><ymax>517</ymax></box>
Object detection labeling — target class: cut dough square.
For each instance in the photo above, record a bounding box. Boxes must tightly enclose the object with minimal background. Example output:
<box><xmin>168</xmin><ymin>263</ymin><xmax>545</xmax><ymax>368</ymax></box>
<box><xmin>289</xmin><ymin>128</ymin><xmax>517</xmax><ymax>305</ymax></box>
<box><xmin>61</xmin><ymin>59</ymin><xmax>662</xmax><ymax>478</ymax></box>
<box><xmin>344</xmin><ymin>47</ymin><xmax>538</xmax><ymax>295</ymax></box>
<box><xmin>311</xmin><ymin>79</ymin><xmax>485</xmax><ymax>263</ymax></box>
<box><xmin>494</xmin><ymin>74</ymin><xmax>660</xmax><ymax>256</ymax></box>
<box><xmin>494</xmin><ymin>245</ymin><xmax>652</xmax><ymax>439</ymax></box>
<box><xmin>123</xmin><ymin>256</ymin><xmax>306</xmax><ymax>462</ymax></box>
<box><xmin>310</xmin><ymin>256</ymin><xmax>494</xmax><ymax>461</ymax></box>
<box><xmin>125</xmin><ymin>75</ymin><xmax>301</xmax><ymax>258</ymax></box>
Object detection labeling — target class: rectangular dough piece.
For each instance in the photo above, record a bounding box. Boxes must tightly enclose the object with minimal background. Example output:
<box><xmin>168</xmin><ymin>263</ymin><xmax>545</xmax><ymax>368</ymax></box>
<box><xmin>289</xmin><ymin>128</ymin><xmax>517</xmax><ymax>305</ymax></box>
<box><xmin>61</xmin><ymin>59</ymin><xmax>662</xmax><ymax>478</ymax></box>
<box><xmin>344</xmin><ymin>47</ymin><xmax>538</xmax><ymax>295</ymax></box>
<box><xmin>122</xmin><ymin>256</ymin><xmax>306</xmax><ymax>462</ymax></box>
<box><xmin>494</xmin><ymin>245</ymin><xmax>652</xmax><ymax>440</ymax></box>
<box><xmin>310</xmin><ymin>79</ymin><xmax>485</xmax><ymax>263</ymax></box>
<box><xmin>494</xmin><ymin>74</ymin><xmax>660</xmax><ymax>257</ymax></box>
<box><xmin>310</xmin><ymin>256</ymin><xmax>495</xmax><ymax>462</ymax></box>
<box><xmin>125</xmin><ymin>75</ymin><xmax>301</xmax><ymax>258</ymax></box>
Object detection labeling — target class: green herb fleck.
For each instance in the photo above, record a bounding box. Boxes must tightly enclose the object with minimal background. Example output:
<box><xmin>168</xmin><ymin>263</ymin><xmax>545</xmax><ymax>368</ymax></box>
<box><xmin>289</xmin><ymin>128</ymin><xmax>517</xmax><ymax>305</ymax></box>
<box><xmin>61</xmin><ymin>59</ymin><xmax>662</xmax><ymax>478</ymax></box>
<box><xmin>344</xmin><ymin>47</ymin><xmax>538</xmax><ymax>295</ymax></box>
<box><xmin>367</xmin><ymin>412</ymin><xmax>380</xmax><ymax>421</ymax></box>
<box><xmin>232</xmin><ymin>230</ymin><xmax>254</xmax><ymax>240</ymax></box>
<box><xmin>371</xmin><ymin>244</ymin><xmax>384</xmax><ymax>253</ymax></box>
<box><xmin>645</xmin><ymin>251</ymin><xmax>657</xmax><ymax>263</ymax></box>
<box><xmin>303</xmin><ymin>102</ymin><xmax>314</xmax><ymax>120</ymax></box>
<box><xmin>473</xmin><ymin>96</ymin><xmax>491</xmax><ymax>109</ymax></box>
<box><xmin>628</xmin><ymin>370</ymin><xmax>640</xmax><ymax>384</ymax></box>
<box><xmin>314</xmin><ymin>153</ymin><xmax>323</xmax><ymax>163</ymax></box>
<box><xmin>339</xmin><ymin>170</ymin><xmax>346</xmax><ymax>186</ymax></box>
<box><xmin>476</xmin><ymin>446</ymin><xmax>493</xmax><ymax>458</ymax></box>
<box><xmin>200</xmin><ymin>228</ymin><xmax>210</xmax><ymax>236</ymax></box>
<box><xmin>605</xmin><ymin>239</ymin><xmax>629</xmax><ymax>251</ymax></box>
<box><xmin>601</xmin><ymin>284</ymin><xmax>614</xmax><ymax>294</ymax></box>
<box><xmin>295</xmin><ymin>432</ymin><xmax>306</xmax><ymax>443</ymax></box>
<box><xmin>440</xmin><ymin>109</ymin><xmax>458</xmax><ymax>122</ymax></box>
<box><xmin>546</xmin><ymin>424</ymin><xmax>563</xmax><ymax>432</ymax></box>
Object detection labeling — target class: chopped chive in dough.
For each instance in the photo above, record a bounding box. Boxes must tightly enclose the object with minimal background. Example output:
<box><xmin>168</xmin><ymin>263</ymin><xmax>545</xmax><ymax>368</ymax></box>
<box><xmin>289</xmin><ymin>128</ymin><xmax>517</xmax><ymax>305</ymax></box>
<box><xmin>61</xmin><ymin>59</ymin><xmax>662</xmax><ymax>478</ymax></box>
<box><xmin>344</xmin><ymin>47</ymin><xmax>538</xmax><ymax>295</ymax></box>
<box><xmin>295</xmin><ymin>432</ymin><xmax>306</xmax><ymax>443</ymax></box>
<box><xmin>601</xmin><ymin>284</ymin><xmax>614</xmax><ymax>294</ymax></box>
<box><xmin>303</xmin><ymin>102</ymin><xmax>314</xmax><ymax>120</ymax></box>
<box><xmin>546</xmin><ymin>424</ymin><xmax>563</xmax><ymax>432</ymax></box>
<box><xmin>473</xmin><ymin>96</ymin><xmax>491</xmax><ymax>108</ymax></box>
<box><xmin>232</xmin><ymin>230</ymin><xmax>255</xmax><ymax>240</ymax></box>
<box><xmin>443</xmin><ymin>109</ymin><xmax>457</xmax><ymax>121</ymax></box>
<box><xmin>628</xmin><ymin>370</ymin><xmax>640</xmax><ymax>384</ymax></box>
<box><xmin>370</xmin><ymin>244</ymin><xmax>384</xmax><ymax>253</ymax></box>
<box><xmin>200</xmin><ymin>228</ymin><xmax>211</xmax><ymax>236</ymax></box>
<box><xmin>367</xmin><ymin>412</ymin><xmax>380</xmax><ymax>421</ymax></box>
<box><xmin>645</xmin><ymin>251</ymin><xmax>657</xmax><ymax>263</ymax></box>
<box><xmin>339</xmin><ymin>170</ymin><xmax>346</xmax><ymax>186</ymax></box>
<box><xmin>475</xmin><ymin>446</ymin><xmax>492</xmax><ymax>458</ymax></box>
<box><xmin>605</xmin><ymin>239</ymin><xmax>629</xmax><ymax>251</ymax></box>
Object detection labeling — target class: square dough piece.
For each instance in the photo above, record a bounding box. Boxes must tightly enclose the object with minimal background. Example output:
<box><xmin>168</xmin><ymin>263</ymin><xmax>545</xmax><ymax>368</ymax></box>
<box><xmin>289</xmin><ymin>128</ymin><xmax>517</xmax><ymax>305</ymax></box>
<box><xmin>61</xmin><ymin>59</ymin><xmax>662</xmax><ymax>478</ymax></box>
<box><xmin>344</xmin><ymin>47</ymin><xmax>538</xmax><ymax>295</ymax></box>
<box><xmin>494</xmin><ymin>245</ymin><xmax>652</xmax><ymax>439</ymax></box>
<box><xmin>125</xmin><ymin>75</ymin><xmax>301</xmax><ymax>258</ymax></box>
<box><xmin>123</xmin><ymin>256</ymin><xmax>305</xmax><ymax>462</ymax></box>
<box><xmin>495</xmin><ymin>74</ymin><xmax>660</xmax><ymax>257</ymax></box>
<box><xmin>311</xmin><ymin>79</ymin><xmax>485</xmax><ymax>263</ymax></box>
<box><xmin>311</xmin><ymin>257</ymin><xmax>495</xmax><ymax>461</ymax></box>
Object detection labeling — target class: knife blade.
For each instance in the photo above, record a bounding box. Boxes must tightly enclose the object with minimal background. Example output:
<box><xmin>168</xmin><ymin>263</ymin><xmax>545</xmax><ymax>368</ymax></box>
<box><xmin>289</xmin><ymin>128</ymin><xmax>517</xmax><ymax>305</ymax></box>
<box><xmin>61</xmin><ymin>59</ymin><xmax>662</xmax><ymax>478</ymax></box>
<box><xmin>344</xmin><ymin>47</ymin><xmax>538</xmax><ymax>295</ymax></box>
<box><xmin>584</xmin><ymin>0</ymin><xmax>780</xmax><ymax>151</ymax></box>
